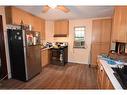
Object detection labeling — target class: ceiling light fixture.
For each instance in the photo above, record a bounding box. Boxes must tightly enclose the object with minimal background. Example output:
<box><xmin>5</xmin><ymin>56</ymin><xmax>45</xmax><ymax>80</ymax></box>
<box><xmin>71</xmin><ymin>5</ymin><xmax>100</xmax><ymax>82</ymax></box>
<box><xmin>48</xmin><ymin>4</ymin><xmax>57</xmax><ymax>9</ymax></box>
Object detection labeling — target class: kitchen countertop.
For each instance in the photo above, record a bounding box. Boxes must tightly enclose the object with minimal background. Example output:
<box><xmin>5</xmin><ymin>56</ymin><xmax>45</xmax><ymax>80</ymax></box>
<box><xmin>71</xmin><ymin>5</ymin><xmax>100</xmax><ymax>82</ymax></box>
<box><xmin>98</xmin><ymin>58</ymin><xmax>123</xmax><ymax>89</ymax></box>
<box><xmin>41</xmin><ymin>46</ymin><xmax>68</xmax><ymax>51</ymax></box>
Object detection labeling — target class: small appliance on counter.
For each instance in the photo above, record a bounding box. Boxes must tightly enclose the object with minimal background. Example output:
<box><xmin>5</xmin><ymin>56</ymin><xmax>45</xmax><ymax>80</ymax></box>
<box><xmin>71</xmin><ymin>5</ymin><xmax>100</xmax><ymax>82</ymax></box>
<box><xmin>7</xmin><ymin>25</ymin><xmax>42</xmax><ymax>81</ymax></box>
<box><xmin>113</xmin><ymin>42</ymin><xmax>126</xmax><ymax>54</ymax></box>
<box><xmin>45</xmin><ymin>42</ymin><xmax>53</xmax><ymax>48</ymax></box>
<box><xmin>50</xmin><ymin>42</ymin><xmax>68</xmax><ymax>66</ymax></box>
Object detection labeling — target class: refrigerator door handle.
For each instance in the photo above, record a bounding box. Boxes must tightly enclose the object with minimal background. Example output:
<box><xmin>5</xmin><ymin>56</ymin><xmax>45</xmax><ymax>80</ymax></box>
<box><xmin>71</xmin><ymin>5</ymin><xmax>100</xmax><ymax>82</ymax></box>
<box><xmin>0</xmin><ymin>57</ymin><xmax>1</xmax><ymax>68</ymax></box>
<box><xmin>22</xmin><ymin>30</ymin><xmax>28</xmax><ymax>80</ymax></box>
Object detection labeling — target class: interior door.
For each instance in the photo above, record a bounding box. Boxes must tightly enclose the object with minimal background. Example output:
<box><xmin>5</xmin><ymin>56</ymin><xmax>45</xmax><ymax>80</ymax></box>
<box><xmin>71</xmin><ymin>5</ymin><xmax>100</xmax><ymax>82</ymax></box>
<box><xmin>0</xmin><ymin>15</ymin><xmax>7</xmax><ymax>79</ymax></box>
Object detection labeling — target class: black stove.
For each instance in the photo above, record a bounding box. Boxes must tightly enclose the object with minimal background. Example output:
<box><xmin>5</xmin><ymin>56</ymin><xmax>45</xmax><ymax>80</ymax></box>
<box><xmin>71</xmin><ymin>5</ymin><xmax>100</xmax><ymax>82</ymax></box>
<box><xmin>112</xmin><ymin>67</ymin><xmax>127</xmax><ymax>89</ymax></box>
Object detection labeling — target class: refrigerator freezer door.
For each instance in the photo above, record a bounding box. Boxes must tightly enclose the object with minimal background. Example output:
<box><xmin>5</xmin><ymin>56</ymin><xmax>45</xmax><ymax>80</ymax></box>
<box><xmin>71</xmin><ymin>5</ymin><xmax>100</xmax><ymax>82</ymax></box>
<box><xmin>7</xmin><ymin>29</ymin><xmax>26</xmax><ymax>81</ymax></box>
<box><xmin>0</xmin><ymin>54</ymin><xmax>1</xmax><ymax>79</ymax></box>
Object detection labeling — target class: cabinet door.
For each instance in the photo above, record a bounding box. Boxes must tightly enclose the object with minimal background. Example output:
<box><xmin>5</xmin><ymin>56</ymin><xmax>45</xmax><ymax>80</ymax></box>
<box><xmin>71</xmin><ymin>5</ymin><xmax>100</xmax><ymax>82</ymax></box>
<box><xmin>54</xmin><ymin>20</ymin><xmax>69</xmax><ymax>37</ymax></box>
<box><xmin>112</xmin><ymin>6</ymin><xmax>127</xmax><ymax>43</ymax></box>
<box><xmin>33</xmin><ymin>16</ymin><xmax>41</xmax><ymax>32</ymax></box>
<box><xmin>97</xmin><ymin>63</ymin><xmax>114</xmax><ymax>89</ymax></box>
<box><xmin>11</xmin><ymin>7</ymin><xmax>24</xmax><ymax>24</ymax></box>
<box><xmin>97</xmin><ymin>64</ymin><xmax>103</xmax><ymax>89</ymax></box>
<box><xmin>102</xmin><ymin>70</ymin><xmax>114</xmax><ymax>89</ymax></box>
<box><xmin>54</xmin><ymin>21</ymin><xmax>61</xmax><ymax>35</ymax></box>
<box><xmin>119</xmin><ymin>7</ymin><xmax>127</xmax><ymax>43</ymax></box>
<box><xmin>92</xmin><ymin>19</ymin><xmax>111</xmax><ymax>43</ymax></box>
<box><xmin>41</xmin><ymin>49</ymin><xmax>50</xmax><ymax>67</ymax></box>
<box><xmin>22</xmin><ymin>12</ymin><xmax>33</xmax><ymax>25</ymax></box>
<box><xmin>91</xmin><ymin>43</ymin><xmax>110</xmax><ymax>66</ymax></box>
<box><xmin>61</xmin><ymin>20</ymin><xmax>69</xmax><ymax>35</ymax></box>
<box><xmin>101</xmin><ymin>19</ymin><xmax>112</xmax><ymax>43</ymax></box>
<box><xmin>100</xmin><ymin>43</ymin><xmax>110</xmax><ymax>54</ymax></box>
<box><xmin>41</xmin><ymin>19</ymin><xmax>45</xmax><ymax>40</ymax></box>
<box><xmin>91</xmin><ymin>43</ymin><xmax>101</xmax><ymax>65</ymax></box>
<box><xmin>107</xmin><ymin>79</ymin><xmax>114</xmax><ymax>89</ymax></box>
<box><xmin>112</xmin><ymin>7</ymin><xmax>120</xmax><ymax>42</ymax></box>
<box><xmin>97</xmin><ymin>64</ymin><xmax>105</xmax><ymax>89</ymax></box>
<box><xmin>92</xmin><ymin>20</ymin><xmax>102</xmax><ymax>43</ymax></box>
<box><xmin>118</xmin><ymin>7</ymin><xmax>127</xmax><ymax>42</ymax></box>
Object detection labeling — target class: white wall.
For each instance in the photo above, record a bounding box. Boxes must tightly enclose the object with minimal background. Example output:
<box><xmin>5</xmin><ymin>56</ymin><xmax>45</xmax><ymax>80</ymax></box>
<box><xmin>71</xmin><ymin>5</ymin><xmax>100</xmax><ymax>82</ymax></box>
<box><xmin>68</xmin><ymin>19</ymin><xmax>92</xmax><ymax>64</ymax></box>
<box><xmin>0</xmin><ymin>7</ymin><xmax>11</xmax><ymax>78</ymax></box>
<box><xmin>45</xmin><ymin>19</ymin><xmax>92</xmax><ymax>64</ymax></box>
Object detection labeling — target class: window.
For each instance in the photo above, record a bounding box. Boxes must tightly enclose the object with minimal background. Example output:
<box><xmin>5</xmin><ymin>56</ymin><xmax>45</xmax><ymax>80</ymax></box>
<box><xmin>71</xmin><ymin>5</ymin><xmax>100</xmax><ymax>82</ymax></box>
<box><xmin>73</xmin><ymin>26</ymin><xmax>86</xmax><ymax>48</ymax></box>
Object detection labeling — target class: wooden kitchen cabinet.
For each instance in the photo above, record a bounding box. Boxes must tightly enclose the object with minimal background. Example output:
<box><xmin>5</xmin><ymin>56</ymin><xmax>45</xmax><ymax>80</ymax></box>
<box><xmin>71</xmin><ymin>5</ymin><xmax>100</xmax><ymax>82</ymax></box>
<box><xmin>112</xmin><ymin>6</ymin><xmax>127</xmax><ymax>43</ymax></box>
<box><xmin>5</xmin><ymin>6</ymin><xmax>45</xmax><ymax>40</ymax></box>
<box><xmin>92</xmin><ymin>19</ymin><xmax>112</xmax><ymax>43</ymax></box>
<box><xmin>91</xmin><ymin>43</ymin><xmax>101</xmax><ymax>66</ymax></box>
<box><xmin>97</xmin><ymin>61</ymin><xmax>114</xmax><ymax>89</ymax></box>
<box><xmin>101</xmin><ymin>19</ymin><xmax>112</xmax><ymax>43</ymax></box>
<box><xmin>92</xmin><ymin>20</ymin><xmax>102</xmax><ymax>43</ymax></box>
<box><xmin>41</xmin><ymin>19</ymin><xmax>45</xmax><ymax>40</ymax></box>
<box><xmin>41</xmin><ymin>49</ymin><xmax>51</xmax><ymax>67</ymax></box>
<box><xmin>33</xmin><ymin>16</ymin><xmax>42</xmax><ymax>31</ymax></box>
<box><xmin>91</xmin><ymin>19</ymin><xmax>112</xmax><ymax>66</ymax></box>
<box><xmin>32</xmin><ymin>16</ymin><xmax>45</xmax><ymax>40</ymax></box>
<box><xmin>91</xmin><ymin>43</ymin><xmax>110</xmax><ymax>66</ymax></box>
<box><xmin>54</xmin><ymin>20</ymin><xmax>69</xmax><ymax>37</ymax></box>
<box><xmin>5</xmin><ymin>6</ymin><xmax>32</xmax><ymax>25</ymax></box>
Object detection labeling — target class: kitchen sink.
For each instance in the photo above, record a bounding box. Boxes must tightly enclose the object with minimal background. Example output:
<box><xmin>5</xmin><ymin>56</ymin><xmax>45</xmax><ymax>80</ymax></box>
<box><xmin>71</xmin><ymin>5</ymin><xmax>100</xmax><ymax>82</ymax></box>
<box><xmin>100</xmin><ymin>57</ymin><xmax>117</xmax><ymax>65</ymax></box>
<box><xmin>99</xmin><ymin>55</ymin><xmax>124</xmax><ymax>67</ymax></box>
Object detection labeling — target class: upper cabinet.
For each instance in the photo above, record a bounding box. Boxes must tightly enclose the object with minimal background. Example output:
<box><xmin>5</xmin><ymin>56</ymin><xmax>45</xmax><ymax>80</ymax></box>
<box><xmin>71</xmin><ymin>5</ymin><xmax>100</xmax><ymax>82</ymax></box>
<box><xmin>112</xmin><ymin>6</ymin><xmax>127</xmax><ymax>43</ymax></box>
<box><xmin>5</xmin><ymin>7</ymin><xmax>45</xmax><ymax>40</ymax></box>
<box><xmin>32</xmin><ymin>16</ymin><xmax>45</xmax><ymax>40</ymax></box>
<box><xmin>54</xmin><ymin>20</ymin><xmax>69</xmax><ymax>37</ymax></box>
<box><xmin>5</xmin><ymin>7</ymin><xmax>33</xmax><ymax>25</ymax></box>
<box><xmin>92</xmin><ymin>19</ymin><xmax>112</xmax><ymax>43</ymax></box>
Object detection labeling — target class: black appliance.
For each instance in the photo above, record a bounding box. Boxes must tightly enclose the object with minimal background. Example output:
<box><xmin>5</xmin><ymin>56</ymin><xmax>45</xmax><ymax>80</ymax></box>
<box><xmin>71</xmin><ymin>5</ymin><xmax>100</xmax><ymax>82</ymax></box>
<box><xmin>112</xmin><ymin>66</ymin><xmax>127</xmax><ymax>89</ymax></box>
<box><xmin>115</xmin><ymin>42</ymin><xmax>126</xmax><ymax>54</ymax></box>
<box><xmin>50</xmin><ymin>46</ymin><xmax>68</xmax><ymax>66</ymax></box>
<box><xmin>0</xmin><ymin>55</ymin><xmax>1</xmax><ymax>79</ymax></box>
<box><xmin>7</xmin><ymin>25</ymin><xmax>42</xmax><ymax>81</ymax></box>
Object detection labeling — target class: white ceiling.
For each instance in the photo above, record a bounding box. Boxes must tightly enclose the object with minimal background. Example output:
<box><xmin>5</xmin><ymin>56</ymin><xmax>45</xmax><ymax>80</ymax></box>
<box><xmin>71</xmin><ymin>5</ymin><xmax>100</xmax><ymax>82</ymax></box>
<box><xmin>16</xmin><ymin>6</ymin><xmax>114</xmax><ymax>20</ymax></box>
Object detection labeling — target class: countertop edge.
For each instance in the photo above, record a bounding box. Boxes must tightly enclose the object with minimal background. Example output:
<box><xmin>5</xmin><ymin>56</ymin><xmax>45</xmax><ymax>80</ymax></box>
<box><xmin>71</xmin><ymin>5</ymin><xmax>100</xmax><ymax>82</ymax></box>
<box><xmin>41</xmin><ymin>47</ymin><xmax>51</xmax><ymax>51</ymax></box>
<box><xmin>98</xmin><ymin>58</ymin><xmax>123</xmax><ymax>89</ymax></box>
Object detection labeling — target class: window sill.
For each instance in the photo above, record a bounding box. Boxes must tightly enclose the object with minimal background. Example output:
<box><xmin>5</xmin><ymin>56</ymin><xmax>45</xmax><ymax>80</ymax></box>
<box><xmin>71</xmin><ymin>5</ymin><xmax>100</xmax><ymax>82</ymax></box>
<box><xmin>73</xmin><ymin>47</ymin><xmax>86</xmax><ymax>49</ymax></box>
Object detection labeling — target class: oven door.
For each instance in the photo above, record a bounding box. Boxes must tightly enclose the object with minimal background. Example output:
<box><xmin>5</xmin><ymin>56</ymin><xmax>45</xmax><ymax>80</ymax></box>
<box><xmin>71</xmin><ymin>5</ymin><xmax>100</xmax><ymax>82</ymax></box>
<box><xmin>51</xmin><ymin>49</ymin><xmax>64</xmax><ymax>65</ymax></box>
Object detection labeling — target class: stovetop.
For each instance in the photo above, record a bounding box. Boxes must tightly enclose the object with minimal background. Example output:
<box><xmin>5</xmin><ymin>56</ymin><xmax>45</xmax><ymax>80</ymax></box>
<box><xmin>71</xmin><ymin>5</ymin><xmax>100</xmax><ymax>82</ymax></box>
<box><xmin>112</xmin><ymin>67</ymin><xmax>127</xmax><ymax>89</ymax></box>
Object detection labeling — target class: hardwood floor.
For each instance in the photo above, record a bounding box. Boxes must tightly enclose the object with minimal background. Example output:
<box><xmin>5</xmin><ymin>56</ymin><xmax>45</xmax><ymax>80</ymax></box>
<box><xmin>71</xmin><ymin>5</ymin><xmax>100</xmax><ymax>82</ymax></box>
<box><xmin>0</xmin><ymin>63</ymin><xmax>98</xmax><ymax>89</ymax></box>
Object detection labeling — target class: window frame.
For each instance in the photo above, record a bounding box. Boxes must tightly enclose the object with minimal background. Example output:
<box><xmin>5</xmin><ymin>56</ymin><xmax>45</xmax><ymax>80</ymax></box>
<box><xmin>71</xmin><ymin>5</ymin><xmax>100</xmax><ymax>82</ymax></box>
<box><xmin>73</xmin><ymin>26</ymin><xmax>86</xmax><ymax>49</ymax></box>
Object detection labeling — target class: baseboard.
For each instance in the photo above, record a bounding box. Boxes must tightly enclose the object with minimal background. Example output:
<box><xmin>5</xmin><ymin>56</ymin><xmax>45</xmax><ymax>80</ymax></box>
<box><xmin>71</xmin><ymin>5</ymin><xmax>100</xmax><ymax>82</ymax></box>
<box><xmin>68</xmin><ymin>61</ymin><xmax>89</xmax><ymax>65</ymax></box>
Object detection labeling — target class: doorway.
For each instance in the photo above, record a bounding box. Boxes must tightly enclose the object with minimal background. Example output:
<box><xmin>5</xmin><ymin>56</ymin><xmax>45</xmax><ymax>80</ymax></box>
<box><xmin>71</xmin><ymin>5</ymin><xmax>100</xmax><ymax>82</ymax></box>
<box><xmin>0</xmin><ymin>15</ymin><xmax>7</xmax><ymax>80</ymax></box>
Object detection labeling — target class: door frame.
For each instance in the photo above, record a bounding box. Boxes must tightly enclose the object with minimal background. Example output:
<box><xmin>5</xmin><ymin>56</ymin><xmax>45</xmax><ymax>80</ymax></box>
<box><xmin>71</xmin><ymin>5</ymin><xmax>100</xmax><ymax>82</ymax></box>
<box><xmin>0</xmin><ymin>15</ymin><xmax>7</xmax><ymax>79</ymax></box>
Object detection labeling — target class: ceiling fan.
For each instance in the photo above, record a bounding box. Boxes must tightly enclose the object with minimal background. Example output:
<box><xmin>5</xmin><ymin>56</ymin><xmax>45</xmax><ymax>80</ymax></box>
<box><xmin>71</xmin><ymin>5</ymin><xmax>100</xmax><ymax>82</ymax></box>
<box><xmin>42</xmin><ymin>5</ymin><xmax>70</xmax><ymax>13</ymax></box>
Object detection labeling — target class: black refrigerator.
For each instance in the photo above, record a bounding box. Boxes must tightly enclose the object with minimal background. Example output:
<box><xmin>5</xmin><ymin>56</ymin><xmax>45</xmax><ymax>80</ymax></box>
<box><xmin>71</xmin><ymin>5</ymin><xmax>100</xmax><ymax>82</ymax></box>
<box><xmin>7</xmin><ymin>25</ymin><xmax>42</xmax><ymax>81</ymax></box>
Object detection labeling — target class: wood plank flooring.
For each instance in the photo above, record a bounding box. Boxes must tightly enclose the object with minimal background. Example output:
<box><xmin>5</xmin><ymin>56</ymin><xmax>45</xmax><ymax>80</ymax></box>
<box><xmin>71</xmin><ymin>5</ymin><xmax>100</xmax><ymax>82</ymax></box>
<box><xmin>0</xmin><ymin>63</ymin><xmax>98</xmax><ymax>89</ymax></box>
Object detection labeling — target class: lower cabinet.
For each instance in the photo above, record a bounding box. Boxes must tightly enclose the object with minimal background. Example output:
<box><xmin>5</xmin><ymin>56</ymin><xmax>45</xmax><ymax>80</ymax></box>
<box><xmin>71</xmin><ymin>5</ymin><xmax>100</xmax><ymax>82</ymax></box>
<box><xmin>97</xmin><ymin>61</ymin><xmax>114</xmax><ymax>89</ymax></box>
<box><xmin>41</xmin><ymin>49</ymin><xmax>51</xmax><ymax>67</ymax></box>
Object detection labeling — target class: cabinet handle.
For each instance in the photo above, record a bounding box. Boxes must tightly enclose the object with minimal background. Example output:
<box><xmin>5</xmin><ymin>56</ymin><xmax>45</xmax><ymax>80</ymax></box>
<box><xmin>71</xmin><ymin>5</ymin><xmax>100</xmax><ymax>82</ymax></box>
<box><xmin>100</xmin><ymin>65</ymin><xmax>103</xmax><ymax>71</ymax></box>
